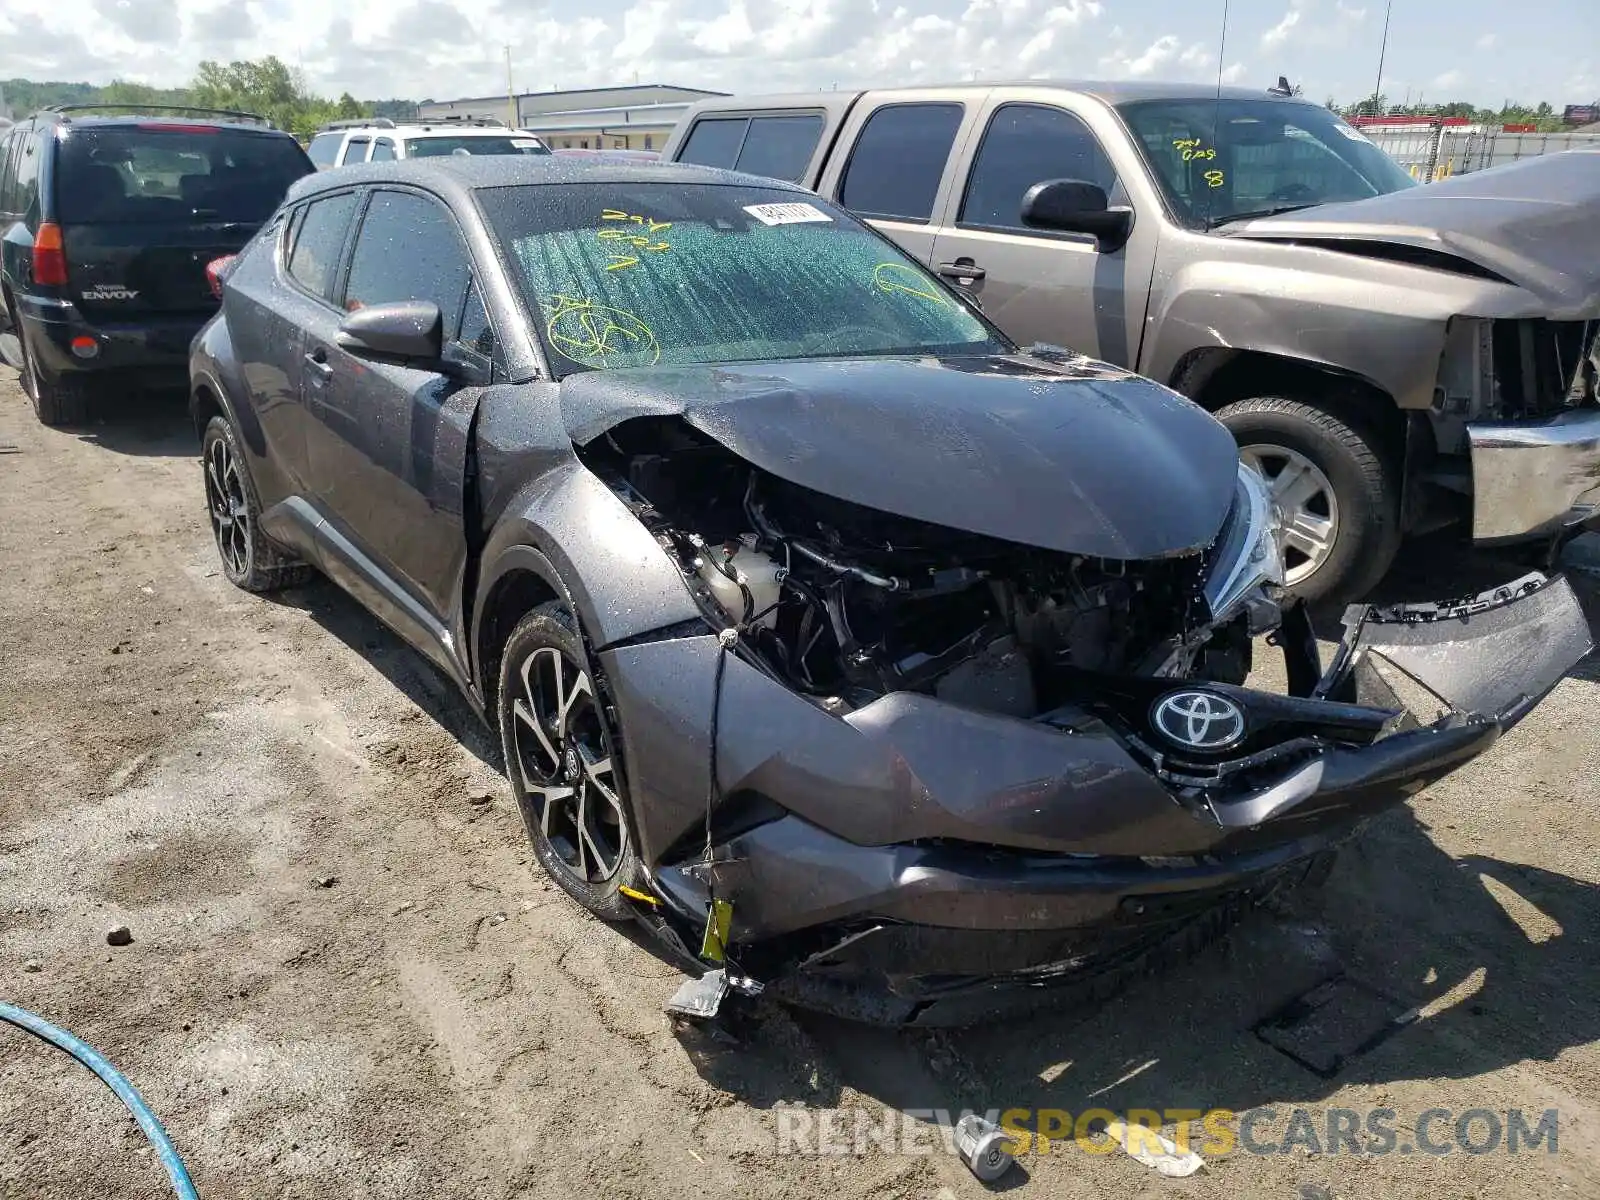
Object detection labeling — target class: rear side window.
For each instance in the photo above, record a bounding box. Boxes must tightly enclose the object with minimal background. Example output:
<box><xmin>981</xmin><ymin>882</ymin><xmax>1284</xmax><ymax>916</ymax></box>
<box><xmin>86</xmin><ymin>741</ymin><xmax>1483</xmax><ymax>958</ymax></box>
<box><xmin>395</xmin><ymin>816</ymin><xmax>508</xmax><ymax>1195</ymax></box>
<box><xmin>341</xmin><ymin>190</ymin><xmax>471</xmax><ymax>338</ymax></box>
<box><xmin>733</xmin><ymin>116</ymin><xmax>823</xmax><ymax>182</ymax></box>
<box><xmin>286</xmin><ymin>191</ymin><xmax>360</xmax><ymax>300</ymax></box>
<box><xmin>370</xmin><ymin>139</ymin><xmax>396</xmax><ymax>162</ymax></box>
<box><xmin>676</xmin><ymin>118</ymin><xmax>746</xmax><ymax>169</ymax></box>
<box><xmin>0</xmin><ymin>129</ymin><xmax>19</xmax><ymax>213</ymax></box>
<box><xmin>13</xmin><ymin>131</ymin><xmax>41</xmax><ymax>218</ymax></box>
<box><xmin>960</xmin><ymin>105</ymin><xmax>1120</xmax><ymax>231</ymax></box>
<box><xmin>55</xmin><ymin>128</ymin><xmax>311</xmax><ymax>225</ymax></box>
<box><xmin>676</xmin><ymin>114</ymin><xmax>824</xmax><ymax>183</ymax></box>
<box><xmin>340</xmin><ymin>137</ymin><xmax>370</xmax><ymax>165</ymax></box>
<box><xmin>307</xmin><ymin>133</ymin><xmax>342</xmax><ymax>168</ymax></box>
<box><xmin>839</xmin><ymin>104</ymin><xmax>963</xmax><ymax>223</ymax></box>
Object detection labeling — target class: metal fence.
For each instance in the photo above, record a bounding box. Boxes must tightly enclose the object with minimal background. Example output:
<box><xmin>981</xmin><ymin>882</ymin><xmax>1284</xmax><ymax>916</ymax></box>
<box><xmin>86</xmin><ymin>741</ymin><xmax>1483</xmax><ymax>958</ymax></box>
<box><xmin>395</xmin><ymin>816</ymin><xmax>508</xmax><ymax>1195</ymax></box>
<box><xmin>1364</xmin><ymin>124</ymin><xmax>1600</xmax><ymax>182</ymax></box>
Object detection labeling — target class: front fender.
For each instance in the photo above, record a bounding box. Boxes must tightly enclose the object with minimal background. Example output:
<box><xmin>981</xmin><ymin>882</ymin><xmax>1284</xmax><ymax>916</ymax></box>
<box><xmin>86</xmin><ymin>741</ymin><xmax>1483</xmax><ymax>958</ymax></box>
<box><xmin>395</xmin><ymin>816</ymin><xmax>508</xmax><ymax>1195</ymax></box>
<box><xmin>475</xmin><ymin>460</ymin><xmax>702</xmax><ymax>654</ymax></box>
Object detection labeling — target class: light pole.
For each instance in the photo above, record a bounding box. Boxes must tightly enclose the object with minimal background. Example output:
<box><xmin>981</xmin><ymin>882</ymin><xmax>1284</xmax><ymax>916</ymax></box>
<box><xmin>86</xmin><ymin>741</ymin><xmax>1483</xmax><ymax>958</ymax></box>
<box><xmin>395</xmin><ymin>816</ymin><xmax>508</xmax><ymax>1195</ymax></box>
<box><xmin>1372</xmin><ymin>0</ymin><xmax>1393</xmax><ymax>115</ymax></box>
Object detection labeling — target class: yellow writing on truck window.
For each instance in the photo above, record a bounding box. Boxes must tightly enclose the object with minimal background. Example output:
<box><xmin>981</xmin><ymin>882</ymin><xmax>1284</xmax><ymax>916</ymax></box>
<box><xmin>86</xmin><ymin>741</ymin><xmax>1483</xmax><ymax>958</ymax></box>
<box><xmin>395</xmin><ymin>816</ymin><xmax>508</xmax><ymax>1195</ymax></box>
<box><xmin>1173</xmin><ymin>137</ymin><xmax>1218</xmax><ymax>161</ymax></box>
<box><xmin>1203</xmin><ymin>169</ymin><xmax>1225</xmax><ymax>189</ymax></box>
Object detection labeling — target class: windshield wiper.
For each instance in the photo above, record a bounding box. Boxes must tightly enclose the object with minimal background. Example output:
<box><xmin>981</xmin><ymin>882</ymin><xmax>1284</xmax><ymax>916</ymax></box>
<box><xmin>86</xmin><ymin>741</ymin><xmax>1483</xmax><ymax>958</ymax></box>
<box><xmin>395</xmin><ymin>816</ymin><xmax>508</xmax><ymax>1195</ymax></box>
<box><xmin>1206</xmin><ymin>202</ymin><xmax>1320</xmax><ymax>229</ymax></box>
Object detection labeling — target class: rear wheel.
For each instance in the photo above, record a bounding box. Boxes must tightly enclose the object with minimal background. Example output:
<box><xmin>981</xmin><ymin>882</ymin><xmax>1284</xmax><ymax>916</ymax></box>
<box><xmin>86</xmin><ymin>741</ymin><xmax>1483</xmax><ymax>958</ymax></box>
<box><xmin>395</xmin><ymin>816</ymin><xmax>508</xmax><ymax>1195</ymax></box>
<box><xmin>497</xmin><ymin>602</ymin><xmax>645</xmax><ymax>921</ymax></box>
<box><xmin>1216</xmin><ymin>396</ymin><xmax>1400</xmax><ymax>607</ymax></box>
<box><xmin>201</xmin><ymin>415</ymin><xmax>313</xmax><ymax>592</ymax></box>
<box><xmin>17</xmin><ymin>322</ymin><xmax>91</xmax><ymax>427</ymax></box>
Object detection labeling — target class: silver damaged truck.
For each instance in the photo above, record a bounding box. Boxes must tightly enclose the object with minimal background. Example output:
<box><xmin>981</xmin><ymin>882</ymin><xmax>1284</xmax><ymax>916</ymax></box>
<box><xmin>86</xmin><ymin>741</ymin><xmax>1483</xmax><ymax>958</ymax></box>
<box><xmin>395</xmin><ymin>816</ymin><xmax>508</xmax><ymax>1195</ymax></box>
<box><xmin>663</xmin><ymin>82</ymin><xmax>1600</xmax><ymax>605</ymax></box>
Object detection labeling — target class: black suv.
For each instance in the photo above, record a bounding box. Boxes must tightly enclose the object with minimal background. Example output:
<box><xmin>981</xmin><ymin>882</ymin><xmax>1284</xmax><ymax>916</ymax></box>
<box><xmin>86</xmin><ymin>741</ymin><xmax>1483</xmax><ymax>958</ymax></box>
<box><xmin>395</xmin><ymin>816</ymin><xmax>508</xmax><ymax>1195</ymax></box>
<box><xmin>0</xmin><ymin>105</ymin><xmax>313</xmax><ymax>425</ymax></box>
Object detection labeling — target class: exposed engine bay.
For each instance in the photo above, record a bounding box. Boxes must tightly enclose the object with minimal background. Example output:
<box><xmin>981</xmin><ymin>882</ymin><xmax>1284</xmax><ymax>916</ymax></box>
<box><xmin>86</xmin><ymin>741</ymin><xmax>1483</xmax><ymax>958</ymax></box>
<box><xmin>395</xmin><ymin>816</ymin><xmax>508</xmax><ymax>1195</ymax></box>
<box><xmin>580</xmin><ymin>417</ymin><xmax>1267</xmax><ymax>719</ymax></box>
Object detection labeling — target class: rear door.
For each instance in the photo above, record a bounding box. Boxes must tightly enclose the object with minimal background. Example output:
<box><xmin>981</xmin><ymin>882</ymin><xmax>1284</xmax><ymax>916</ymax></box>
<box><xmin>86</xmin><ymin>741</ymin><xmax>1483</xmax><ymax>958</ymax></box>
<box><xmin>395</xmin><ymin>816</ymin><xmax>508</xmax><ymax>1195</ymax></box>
<box><xmin>814</xmin><ymin>91</ymin><xmax>989</xmax><ymax>268</ymax></box>
<box><xmin>54</xmin><ymin>125</ymin><xmax>313</xmax><ymax>332</ymax></box>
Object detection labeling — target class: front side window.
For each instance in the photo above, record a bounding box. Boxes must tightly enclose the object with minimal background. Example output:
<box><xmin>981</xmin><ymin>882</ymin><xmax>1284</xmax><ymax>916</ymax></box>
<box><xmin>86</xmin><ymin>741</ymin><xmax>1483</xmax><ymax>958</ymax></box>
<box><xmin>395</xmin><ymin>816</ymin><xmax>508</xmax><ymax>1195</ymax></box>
<box><xmin>1118</xmin><ymin>98</ymin><xmax>1418</xmax><ymax>227</ymax></box>
<box><xmin>839</xmin><ymin>103</ymin><xmax>964</xmax><ymax>223</ymax></box>
<box><xmin>477</xmin><ymin>181</ymin><xmax>1007</xmax><ymax>378</ymax></box>
<box><xmin>342</xmin><ymin>190</ymin><xmax>471</xmax><ymax>338</ymax></box>
<box><xmin>961</xmin><ymin>105</ymin><xmax>1120</xmax><ymax>231</ymax></box>
<box><xmin>285</xmin><ymin>191</ymin><xmax>360</xmax><ymax>300</ymax></box>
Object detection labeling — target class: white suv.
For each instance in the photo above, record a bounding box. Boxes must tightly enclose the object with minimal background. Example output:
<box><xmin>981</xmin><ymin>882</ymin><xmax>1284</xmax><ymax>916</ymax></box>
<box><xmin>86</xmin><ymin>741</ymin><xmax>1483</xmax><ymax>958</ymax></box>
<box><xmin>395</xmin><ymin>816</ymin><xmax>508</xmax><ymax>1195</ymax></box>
<box><xmin>307</xmin><ymin>117</ymin><xmax>551</xmax><ymax>170</ymax></box>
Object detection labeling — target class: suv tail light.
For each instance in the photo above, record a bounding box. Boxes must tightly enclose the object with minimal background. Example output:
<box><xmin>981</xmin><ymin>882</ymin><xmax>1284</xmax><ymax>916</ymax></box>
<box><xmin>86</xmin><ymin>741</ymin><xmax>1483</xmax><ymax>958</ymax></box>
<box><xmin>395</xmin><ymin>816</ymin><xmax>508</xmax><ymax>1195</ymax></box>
<box><xmin>205</xmin><ymin>255</ymin><xmax>239</xmax><ymax>299</ymax></box>
<box><xmin>32</xmin><ymin>223</ymin><xmax>68</xmax><ymax>287</ymax></box>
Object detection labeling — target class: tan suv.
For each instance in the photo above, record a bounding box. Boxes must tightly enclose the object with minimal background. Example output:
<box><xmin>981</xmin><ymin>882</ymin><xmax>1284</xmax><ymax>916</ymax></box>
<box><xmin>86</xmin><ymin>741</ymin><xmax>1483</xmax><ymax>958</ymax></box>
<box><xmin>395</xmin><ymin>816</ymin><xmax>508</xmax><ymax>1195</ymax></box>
<box><xmin>662</xmin><ymin>82</ymin><xmax>1600</xmax><ymax>605</ymax></box>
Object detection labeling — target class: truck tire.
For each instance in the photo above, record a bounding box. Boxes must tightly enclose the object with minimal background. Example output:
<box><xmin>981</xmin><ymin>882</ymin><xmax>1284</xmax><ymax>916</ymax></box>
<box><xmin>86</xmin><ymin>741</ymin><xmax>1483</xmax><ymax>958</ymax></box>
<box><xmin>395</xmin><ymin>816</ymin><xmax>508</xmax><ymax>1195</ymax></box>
<box><xmin>1215</xmin><ymin>396</ymin><xmax>1400</xmax><ymax>607</ymax></box>
<box><xmin>17</xmin><ymin>318</ymin><xmax>92</xmax><ymax>427</ymax></box>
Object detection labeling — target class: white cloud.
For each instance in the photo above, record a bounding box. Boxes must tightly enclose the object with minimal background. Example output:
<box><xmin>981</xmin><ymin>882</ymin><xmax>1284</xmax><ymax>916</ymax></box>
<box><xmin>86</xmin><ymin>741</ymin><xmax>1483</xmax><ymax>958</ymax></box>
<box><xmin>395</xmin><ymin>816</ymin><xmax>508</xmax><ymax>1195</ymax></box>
<box><xmin>1260</xmin><ymin>6</ymin><xmax>1302</xmax><ymax>51</ymax></box>
<box><xmin>1221</xmin><ymin>61</ymin><xmax>1247</xmax><ymax>84</ymax></box>
<box><xmin>1432</xmin><ymin>69</ymin><xmax>1464</xmax><ymax>90</ymax></box>
<box><xmin>1476</xmin><ymin>33</ymin><xmax>1498</xmax><ymax>50</ymax></box>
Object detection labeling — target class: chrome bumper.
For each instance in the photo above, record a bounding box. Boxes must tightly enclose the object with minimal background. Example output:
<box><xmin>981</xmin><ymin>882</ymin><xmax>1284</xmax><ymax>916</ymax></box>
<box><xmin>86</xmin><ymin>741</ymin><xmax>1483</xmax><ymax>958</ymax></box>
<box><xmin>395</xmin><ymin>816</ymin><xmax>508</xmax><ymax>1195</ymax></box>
<box><xmin>1468</xmin><ymin>409</ymin><xmax>1600</xmax><ymax>541</ymax></box>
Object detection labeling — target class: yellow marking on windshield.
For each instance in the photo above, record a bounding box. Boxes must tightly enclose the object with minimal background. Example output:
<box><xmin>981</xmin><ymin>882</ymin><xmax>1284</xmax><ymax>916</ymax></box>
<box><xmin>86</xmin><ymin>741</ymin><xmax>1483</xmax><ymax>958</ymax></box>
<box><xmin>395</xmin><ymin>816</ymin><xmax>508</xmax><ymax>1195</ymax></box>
<box><xmin>1204</xmin><ymin>169</ymin><xmax>1225</xmax><ymax>188</ymax></box>
<box><xmin>872</xmin><ymin>262</ymin><xmax>949</xmax><ymax>306</ymax></box>
<box><xmin>1172</xmin><ymin>137</ymin><xmax>1217</xmax><ymax>161</ymax></box>
<box><xmin>597</xmin><ymin>209</ymin><xmax>672</xmax><ymax>270</ymax></box>
<box><xmin>542</xmin><ymin>295</ymin><xmax>660</xmax><ymax>368</ymax></box>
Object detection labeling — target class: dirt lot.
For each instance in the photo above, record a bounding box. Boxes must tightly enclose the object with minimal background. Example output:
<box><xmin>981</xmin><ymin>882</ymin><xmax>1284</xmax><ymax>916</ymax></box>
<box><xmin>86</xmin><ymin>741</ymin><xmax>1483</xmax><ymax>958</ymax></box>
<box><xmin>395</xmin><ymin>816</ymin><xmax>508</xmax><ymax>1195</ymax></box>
<box><xmin>2</xmin><ymin>375</ymin><xmax>1599</xmax><ymax>1200</ymax></box>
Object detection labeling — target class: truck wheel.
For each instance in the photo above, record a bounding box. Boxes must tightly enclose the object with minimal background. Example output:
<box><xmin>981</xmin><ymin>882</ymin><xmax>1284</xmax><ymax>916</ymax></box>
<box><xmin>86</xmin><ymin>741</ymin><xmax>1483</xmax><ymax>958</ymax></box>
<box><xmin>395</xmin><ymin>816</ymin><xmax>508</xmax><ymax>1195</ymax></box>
<box><xmin>1215</xmin><ymin>396</ymin><xmax>1400</xmax><ymax>607</ymax></box>
<box><xmin>18</xmin><ymin>324</ymin><xmax>91</xmax><ymax>427</ymax></box>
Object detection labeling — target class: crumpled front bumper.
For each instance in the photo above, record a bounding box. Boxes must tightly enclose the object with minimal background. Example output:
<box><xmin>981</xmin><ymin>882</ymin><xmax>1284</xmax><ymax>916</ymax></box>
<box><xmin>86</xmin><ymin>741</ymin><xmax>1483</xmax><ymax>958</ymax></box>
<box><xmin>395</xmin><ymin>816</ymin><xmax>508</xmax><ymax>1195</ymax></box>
<box><xmin>602</xmin><ymin>571</ymin><xmax>1592</xmax><ymax>1014</ymax></box>
<box><xmin>1468</xmin><ymin>409</ymin><xmax>1600</xmax><ymax>541</ymax></box>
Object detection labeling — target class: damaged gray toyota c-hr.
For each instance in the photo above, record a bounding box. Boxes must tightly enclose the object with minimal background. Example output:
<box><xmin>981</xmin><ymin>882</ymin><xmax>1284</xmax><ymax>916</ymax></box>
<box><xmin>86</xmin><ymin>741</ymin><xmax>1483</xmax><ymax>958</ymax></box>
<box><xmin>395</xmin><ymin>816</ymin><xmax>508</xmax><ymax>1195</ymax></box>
<box><xmin>189</xmin><ymin>157</ymin><xmax>1595</xmax><ymax>1026</ymax></box>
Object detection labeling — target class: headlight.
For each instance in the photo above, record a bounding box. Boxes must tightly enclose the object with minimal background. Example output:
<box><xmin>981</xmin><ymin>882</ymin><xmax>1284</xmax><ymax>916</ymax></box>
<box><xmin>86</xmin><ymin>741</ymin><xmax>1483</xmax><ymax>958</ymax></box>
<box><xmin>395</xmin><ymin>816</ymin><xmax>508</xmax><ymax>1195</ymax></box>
<box><xmin>1203</xmin><ymin>461</ymin><xmax>1285</xmax><ymax>625</ymax></box>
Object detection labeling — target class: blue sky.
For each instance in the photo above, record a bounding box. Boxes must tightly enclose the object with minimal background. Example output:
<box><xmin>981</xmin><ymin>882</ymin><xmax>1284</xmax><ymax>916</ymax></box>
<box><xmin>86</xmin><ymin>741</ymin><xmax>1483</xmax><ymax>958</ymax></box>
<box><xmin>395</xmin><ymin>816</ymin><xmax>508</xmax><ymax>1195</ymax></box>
<box><xmin>1</xmin><ymin>0</ymin><xmax>1594</xmax><ymax>109</ymax></box>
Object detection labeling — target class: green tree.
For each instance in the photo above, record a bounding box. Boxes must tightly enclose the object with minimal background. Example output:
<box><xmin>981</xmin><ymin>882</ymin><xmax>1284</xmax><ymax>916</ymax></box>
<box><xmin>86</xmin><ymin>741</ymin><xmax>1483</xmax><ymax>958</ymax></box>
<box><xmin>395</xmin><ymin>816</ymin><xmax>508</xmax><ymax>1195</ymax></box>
<box><xmin>335</xmin><ymin>92</ymin><xmax>367</xmax><ymax>120</ymax></box>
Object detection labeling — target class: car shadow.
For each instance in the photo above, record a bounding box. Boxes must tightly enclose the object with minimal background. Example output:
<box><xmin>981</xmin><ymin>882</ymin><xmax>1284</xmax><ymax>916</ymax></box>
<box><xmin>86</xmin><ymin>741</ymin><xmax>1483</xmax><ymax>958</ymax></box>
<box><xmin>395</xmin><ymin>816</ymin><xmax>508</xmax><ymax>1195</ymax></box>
<box><xmin>256</xmin><ymin>575</ymin><xmax>502</xmax><ymax>771</ymax></box>
<box><xmin>68</xmin><ymin>387</ymin><xmax>197</xmax><ymax>457</ymax></box>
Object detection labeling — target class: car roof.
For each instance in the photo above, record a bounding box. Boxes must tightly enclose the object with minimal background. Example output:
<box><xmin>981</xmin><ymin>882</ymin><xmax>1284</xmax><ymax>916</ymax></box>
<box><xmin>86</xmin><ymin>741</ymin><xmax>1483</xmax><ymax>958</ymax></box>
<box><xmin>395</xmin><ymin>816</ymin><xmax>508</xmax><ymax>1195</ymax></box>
<box><xmin>690</xmin><ymin>80</ymin><xmax>1318</xmax><ymax>108</ymax></box>
<box><xmin>285</xmin><ymin>155</ymin><xmax>802</xmax><ymax>207</ymax></box>
<box><xmin>31</xmin><ymin>112</ymin><xmax>289</xmax><ymax>135</ymax></box>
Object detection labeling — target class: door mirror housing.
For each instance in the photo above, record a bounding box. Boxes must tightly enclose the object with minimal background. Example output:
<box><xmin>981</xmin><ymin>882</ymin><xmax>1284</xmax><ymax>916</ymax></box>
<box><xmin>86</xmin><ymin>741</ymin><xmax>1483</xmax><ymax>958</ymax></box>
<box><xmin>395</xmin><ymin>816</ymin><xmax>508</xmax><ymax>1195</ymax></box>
<box><xmin>336</xmin><ymin>300</ymin><xmax>443</xmax><ymax>363</ymax></box>
<box><xmin>1020</xmin><ymin>179</ymin><xmax>1134</xmax><ymax>253</ymax></box>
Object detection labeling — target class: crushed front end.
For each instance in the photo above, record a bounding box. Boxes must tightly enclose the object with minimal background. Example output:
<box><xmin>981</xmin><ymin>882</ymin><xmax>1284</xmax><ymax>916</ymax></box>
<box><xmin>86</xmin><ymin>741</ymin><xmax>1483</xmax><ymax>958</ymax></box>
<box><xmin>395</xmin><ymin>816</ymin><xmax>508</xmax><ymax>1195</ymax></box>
<box><xmin>578</xmin><ymin>417</ymin><xmax>1594</xmax><ymax>1027</ymax></box>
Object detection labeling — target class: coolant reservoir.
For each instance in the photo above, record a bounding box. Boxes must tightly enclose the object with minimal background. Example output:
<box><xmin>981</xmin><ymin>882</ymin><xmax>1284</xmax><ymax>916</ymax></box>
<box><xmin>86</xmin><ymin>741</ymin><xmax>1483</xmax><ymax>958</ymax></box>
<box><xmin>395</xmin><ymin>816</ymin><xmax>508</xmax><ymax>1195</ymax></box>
<box><xmin>697</xmin><ymin>539</ymin><xmax>785</xmax><ymax>629</ymax></box>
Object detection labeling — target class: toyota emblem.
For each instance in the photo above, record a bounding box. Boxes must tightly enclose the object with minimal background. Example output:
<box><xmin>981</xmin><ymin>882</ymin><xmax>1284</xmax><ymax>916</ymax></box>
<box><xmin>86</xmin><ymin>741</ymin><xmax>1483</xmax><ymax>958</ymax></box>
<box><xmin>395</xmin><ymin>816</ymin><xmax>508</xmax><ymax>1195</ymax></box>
<box><xmin>1151</xmin><ymin>690</ymin><xmax>1246</xmax><ymax>751</ymax></box>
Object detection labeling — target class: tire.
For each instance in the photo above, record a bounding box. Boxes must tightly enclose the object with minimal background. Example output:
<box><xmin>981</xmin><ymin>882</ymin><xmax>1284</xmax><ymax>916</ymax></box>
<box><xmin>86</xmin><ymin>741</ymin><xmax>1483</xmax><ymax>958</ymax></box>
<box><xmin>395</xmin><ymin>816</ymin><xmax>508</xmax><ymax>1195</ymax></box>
<box><xmin>200</xmin><ymin>415</ymin><xmax>313</xmax><ymax>592</ymax></box>
<box><xmin>496</xmin><ymin>601</ymin><xmax>646</xmax><ymax>922</ymax></box>
<box><xmin>17</xmin><ymin>321</ymin><xmax>91</xmax><ymax>427</ymax></box>
<box><xmin>1215</xmin><ymin>395</ymin><xmax>1401</xmax><ymax>607</ymax></box>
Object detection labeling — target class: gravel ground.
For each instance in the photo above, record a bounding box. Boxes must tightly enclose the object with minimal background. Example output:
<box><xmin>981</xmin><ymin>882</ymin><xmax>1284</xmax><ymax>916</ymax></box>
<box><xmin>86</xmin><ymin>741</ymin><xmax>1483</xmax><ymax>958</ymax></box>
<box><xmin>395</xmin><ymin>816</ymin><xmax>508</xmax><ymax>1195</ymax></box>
<box><xmin>2</xmin><ymin>379</ymin><xmax>1599</xmax><ymax>1200</ymax></box>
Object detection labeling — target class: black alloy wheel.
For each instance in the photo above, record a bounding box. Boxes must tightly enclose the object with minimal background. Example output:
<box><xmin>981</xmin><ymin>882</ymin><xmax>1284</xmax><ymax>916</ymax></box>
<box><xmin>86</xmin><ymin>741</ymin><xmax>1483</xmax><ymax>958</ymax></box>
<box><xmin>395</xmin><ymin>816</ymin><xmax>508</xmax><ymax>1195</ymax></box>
<box><xmin>498</xmin><ymin>602</ymin><xmax>643</xmax><ymax>921</ymax></box>
<box><xmin>200</xmin><ymin>415</ymin><xmax>313</xmax><ymax>593</ymax></box>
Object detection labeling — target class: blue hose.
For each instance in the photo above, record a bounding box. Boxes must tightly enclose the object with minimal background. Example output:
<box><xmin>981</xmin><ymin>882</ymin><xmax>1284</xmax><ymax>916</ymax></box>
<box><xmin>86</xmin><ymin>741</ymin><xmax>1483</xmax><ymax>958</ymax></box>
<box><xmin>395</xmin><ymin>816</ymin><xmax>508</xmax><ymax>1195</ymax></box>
<box><xmin>0</xmin><ymin>1000</ymin><xmax>200</xmax><ymax>1200</ymax></box>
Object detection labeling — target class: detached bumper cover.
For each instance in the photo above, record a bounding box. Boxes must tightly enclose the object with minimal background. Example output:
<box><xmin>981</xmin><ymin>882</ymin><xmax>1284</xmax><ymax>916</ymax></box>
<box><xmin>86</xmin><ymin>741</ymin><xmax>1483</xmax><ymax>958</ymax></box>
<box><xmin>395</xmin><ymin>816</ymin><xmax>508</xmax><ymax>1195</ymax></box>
<box><xmin>1468</xmin><ymin>409</ymin><xmax>1600</xmax><ymax>541</ymax></box>
<box><xmin>606</xmin><ymin>572</ymin><xmax>1591</xmax><ymax>1008</ymax></box>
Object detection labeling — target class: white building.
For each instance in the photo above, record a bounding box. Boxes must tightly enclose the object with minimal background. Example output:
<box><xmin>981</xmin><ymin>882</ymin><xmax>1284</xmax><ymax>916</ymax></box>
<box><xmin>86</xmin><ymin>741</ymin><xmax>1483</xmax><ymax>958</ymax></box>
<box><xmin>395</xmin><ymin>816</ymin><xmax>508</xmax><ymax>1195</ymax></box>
<box><xmin>416</xmin><ymin>84</ymin><xmax>726</xmax><ymax>152</ymax></box>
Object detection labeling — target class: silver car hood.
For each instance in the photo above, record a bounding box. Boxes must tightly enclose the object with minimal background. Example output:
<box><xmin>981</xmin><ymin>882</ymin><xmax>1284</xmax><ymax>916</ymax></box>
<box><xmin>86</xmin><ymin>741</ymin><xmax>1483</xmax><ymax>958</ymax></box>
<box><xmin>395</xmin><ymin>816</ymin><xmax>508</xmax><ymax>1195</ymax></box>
<box><xmin>1224</xmin><ymin>148</ymin><xmax>1600</xmax><ymax>316</ymax></box>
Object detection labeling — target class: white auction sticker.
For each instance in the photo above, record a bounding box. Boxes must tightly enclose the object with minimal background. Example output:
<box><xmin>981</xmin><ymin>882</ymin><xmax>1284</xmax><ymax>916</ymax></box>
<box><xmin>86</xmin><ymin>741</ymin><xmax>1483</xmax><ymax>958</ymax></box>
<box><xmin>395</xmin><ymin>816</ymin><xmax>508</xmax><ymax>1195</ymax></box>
<box><xmin>744</xmin><ymin>201</ymin><xmax>833</xmax><ymax>226</ymax></box>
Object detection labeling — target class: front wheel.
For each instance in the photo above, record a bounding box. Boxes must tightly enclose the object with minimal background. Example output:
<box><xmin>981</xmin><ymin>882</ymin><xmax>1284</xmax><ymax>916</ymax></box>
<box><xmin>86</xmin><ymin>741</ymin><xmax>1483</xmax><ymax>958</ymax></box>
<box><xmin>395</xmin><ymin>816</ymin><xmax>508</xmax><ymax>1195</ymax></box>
<box><xmin>1215</xmin><ymin>396</ymin><xmax>1401</xmax><ymax>607</ymax></box>
<box><xmin>497</xmin><ymin>602</ymin><xmax>645</xmax><ymax>921</ymax></box>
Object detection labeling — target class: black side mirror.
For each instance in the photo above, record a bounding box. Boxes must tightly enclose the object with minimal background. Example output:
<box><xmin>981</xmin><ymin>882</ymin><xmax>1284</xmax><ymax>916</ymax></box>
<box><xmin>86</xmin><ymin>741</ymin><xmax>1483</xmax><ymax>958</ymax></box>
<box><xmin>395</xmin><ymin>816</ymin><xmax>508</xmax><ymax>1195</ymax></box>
<box><xmin>336</xmin><ymin>300</ymin><xmax>443</xmax><ymax>363</ymax></box>
<box><xmin>1020</xmin><ymin>179</ymin><xmax>1135</xmax><ymax>254</ymax></box>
